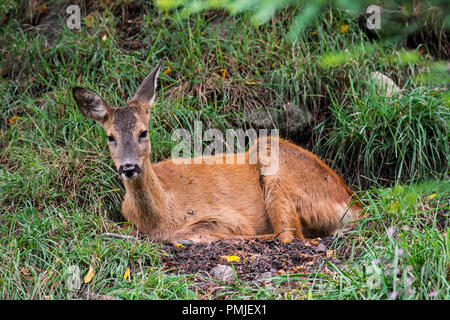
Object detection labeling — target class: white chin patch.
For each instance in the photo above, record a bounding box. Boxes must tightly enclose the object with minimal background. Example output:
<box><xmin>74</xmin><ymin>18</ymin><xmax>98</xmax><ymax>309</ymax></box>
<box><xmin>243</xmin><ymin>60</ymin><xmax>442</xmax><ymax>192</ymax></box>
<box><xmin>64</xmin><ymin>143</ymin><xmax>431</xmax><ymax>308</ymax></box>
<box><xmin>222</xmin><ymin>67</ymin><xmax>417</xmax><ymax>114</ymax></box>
<box><xmin>121</xmin><ymin>173</ymin><xmax>138</xmax><ymax>180</ymax></box>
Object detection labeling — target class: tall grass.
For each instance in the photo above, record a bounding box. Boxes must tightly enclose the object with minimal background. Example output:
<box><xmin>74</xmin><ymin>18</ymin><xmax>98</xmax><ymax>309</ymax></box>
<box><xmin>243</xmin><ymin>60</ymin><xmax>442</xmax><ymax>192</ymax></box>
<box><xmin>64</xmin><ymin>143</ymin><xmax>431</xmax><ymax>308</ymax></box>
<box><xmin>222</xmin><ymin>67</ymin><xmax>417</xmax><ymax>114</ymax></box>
<box><xmin>315</xmin><ymin>83</ymin><xmax>449</xmax><ymax>187</ymax></box>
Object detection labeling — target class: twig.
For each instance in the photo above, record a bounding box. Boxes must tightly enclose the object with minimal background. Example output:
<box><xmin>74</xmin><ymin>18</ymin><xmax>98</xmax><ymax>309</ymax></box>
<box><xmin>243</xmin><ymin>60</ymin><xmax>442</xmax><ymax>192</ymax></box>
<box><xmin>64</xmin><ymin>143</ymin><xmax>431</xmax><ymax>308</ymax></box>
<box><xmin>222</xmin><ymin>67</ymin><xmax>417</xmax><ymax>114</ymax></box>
<box><xmin>274</xmin><ymin>228</ymin><xmax>296</xmax><ymax>239</ymax></box>
<box><xmin>103</xmin><ymin>232</ymin><xmax>139</xmax><ymax>241</ymax></box>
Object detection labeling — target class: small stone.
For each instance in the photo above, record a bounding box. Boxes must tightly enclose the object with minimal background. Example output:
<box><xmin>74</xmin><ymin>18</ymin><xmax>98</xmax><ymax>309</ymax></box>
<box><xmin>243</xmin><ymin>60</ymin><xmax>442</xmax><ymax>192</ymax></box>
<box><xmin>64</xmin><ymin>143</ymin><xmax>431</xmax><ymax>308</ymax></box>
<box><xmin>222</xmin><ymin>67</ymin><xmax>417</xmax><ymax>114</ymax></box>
<box><xmin>255</xmin><ymin>271</ymin><xmax>273</xmax><ymax>285</ymax></box>
<box><xmin>316</xmin><ymin>243</ymin><xmax>327</xmax><ymax>253</ymax></box>
<box><xmin>210</xmin><ymin>264</ymin><xmax>235</xmax><ymax>282</ymax></box>
<box><xmin>178</xmin><ymin>239</ymin><xmax>193</xmax><ymax>246</ymax></box>
<box><xmin>370</xmin><ymin>71</ymin><xmax>402</xmax><ymax>98</ymax></box>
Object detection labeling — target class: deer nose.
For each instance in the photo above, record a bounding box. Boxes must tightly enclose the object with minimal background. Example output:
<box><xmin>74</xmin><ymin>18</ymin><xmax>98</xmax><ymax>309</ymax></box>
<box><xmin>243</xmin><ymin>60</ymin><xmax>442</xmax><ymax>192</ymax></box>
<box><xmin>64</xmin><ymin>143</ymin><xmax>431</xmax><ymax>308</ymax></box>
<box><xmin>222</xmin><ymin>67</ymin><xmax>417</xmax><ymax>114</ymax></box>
<box><xmin>119</xmin><ymin>163</ymin><xmax>141</xmax><ymax>179</ymax></box>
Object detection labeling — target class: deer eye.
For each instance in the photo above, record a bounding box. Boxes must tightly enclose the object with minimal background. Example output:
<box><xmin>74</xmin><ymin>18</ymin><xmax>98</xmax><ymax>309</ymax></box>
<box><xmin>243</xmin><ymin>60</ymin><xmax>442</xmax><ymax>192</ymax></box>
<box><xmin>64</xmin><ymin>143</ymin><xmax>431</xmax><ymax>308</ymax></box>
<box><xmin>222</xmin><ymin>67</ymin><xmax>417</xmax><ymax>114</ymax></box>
<box><xmin>107</xmin><ymin>135</ymin><xmax>115</xmax><ymax>143</ymax></box>
<box><xmin>139</xmin><ymin>130</ymin><xmax>148</xmax><ymax>140</ymax></box>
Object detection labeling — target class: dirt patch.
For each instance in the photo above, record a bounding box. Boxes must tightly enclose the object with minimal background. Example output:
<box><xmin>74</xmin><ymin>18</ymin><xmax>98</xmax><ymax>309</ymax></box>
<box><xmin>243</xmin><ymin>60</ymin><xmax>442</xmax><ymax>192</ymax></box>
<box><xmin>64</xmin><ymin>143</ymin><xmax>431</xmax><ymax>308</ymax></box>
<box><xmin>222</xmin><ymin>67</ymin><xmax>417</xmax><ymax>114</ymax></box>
<box><xmin>159</xmin><ymin>236</ymin><xmax>346</xmax><ymax>292</ymax></box>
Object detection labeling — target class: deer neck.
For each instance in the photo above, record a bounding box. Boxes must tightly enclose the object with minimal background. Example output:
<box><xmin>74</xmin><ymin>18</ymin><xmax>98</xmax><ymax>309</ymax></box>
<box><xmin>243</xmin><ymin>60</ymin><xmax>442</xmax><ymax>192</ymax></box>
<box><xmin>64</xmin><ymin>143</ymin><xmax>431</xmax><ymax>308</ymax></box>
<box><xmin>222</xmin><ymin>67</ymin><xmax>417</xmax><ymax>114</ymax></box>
<box><xmin>122</xmin><ymin>158</ymin><xmax>172</xmax><ymax>233</ymax></box>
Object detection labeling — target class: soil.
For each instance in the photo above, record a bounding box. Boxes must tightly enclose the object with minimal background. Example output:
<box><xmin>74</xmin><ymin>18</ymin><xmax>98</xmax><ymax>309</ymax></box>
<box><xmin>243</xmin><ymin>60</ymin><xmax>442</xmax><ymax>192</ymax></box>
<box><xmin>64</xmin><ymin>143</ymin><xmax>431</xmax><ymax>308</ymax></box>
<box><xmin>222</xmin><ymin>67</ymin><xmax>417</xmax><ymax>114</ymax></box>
<box><xmin>158</xmin><ymin>236</ymin><xmax>348</xmax><ymax>293</ymax></box>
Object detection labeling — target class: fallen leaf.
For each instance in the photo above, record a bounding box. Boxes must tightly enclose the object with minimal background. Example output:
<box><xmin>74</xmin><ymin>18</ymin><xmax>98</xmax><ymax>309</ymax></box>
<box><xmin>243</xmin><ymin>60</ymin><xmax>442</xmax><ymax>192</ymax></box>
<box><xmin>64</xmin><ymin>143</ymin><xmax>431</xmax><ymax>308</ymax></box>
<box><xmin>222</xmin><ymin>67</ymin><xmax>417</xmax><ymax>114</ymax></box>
<box><xmin>174</xmin><ymin>243</ymin><xmax>185</xmax><ymax>249</ymax></box>
<box><xmin>123</xmin><ymin>267</ymin><xmax>130</xmax><ymax>280</ymax></box>
<box><xmin>20</xmin><ymin>267</ymin><xmax>31</xmax><ymax>276</ymax></box>
<box><xmin>84</xmin><ymin>266</ymin><xmax>94</xmax><ymax>284</ymax></box>
<box><xmin>9</xmin><ymin>116</ymin><xmax>19</xmax><ymax>124</ymax></box>
<box><xmin>84</xmin><ymin>13</ymin><xmax>95</xmax><ymax>29</ymax></box>
<box><xmin>219</xmin><ymin>68</ymin><xmax>226</xmax><ymax>78</ymax></box>
<box><xmin>250</xmin><ymin>254</ymin><xmax>259</xmax><ymax>260</ymax></box>
<box><xmin>226</xmin><ymin>255</ymin><xmax>240</xmax><ymax>263</ymax></box>
<box><xmin>340</xmin><ymin>24</ymin><xmax>349</xmax><ymax>33</ymax></box>
<box><xmin>325</xmin><ymin>250</ymin><xmax>334</xmax><ymax>258</ymax></box>
<box><xmin>36</xmin><ymin>5</ymin><xmax>48</xmax><ymax>14</ymax></box>
<box><xmin>163</xmin><ymin>67</ymin><xmax>172</xmax><ymax>74</ymax></box>
<box><xmin>427</xmin><ymin>194</ymin><xmax>437</xmax><ymax>200</ymax></box>
<box><xmin>282</xmin><ymin>239</ymin><xmax>291</xmax><ymax>243</ymax></box>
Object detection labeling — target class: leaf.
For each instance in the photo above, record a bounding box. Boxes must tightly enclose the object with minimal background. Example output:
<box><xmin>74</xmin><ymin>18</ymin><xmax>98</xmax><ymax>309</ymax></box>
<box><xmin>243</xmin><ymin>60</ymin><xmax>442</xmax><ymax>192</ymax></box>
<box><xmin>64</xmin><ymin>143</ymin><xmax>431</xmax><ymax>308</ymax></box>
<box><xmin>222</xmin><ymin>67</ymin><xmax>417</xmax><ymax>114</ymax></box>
<box><xmin>174</xmin><ymin>243</ymin><xmax>185</xmax><ymax>249</ymax></box>
<box><xmin>84</xmin><ymin>266</ymin><xmax>94</xmax><ymax>284</ymax></box>
<box><xmin>426</xmin><ymin>193</ymin><xmax>438</xmax><ymax>200</ymax></box>
<box><xmin>20</xmin><ymin>267</ymin><xmax>31</xmax><ymax>276</ymax></box>
<box><xmin>226</xmin><ymin>255</ymin><xmax>240</xmax><ymax>263</ymax></box>
<box><xmin>340</xmin><ymin>24</ymin><xmax>349</xmax><ymax>33</ymax></box>
<box><xmin>123</xmin><ymin>267</ymin><xmax>130</xmax><ymax>280</ymax></box>
<box><xmin>8</xmin><ymin>116</ymin><xmax>19</xmax><ymax>124</ymax></box>
<box><xmin>326</xmin><ymin>250</ymin><xmax>334</xmax><ymax>258</ymax></box>
<box><xmin>84</xmin><ymin>13</ymin><xmax>95</xmax><ymax>29</ymax></box>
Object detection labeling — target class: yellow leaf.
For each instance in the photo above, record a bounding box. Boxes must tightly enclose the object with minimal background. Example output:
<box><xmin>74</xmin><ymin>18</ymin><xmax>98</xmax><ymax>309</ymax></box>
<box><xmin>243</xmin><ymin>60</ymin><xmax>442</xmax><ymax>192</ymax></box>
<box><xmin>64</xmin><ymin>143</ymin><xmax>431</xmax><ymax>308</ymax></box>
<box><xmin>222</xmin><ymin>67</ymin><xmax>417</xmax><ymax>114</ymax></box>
<box><xmin>21</xmin><ymin>267</ymin><xmax>31</xmax><ymax>276</ymax></box>
<box><xmin>340</xmin><ymin>24</ymin><xmax>349</xmax><ymax>33</ymax></box>
<box><xmin>244</xmin><ymin>81</ymin><xmax>258</xmax><ymax>85</ymax></box>
<box><xmin>9</xmin><ymin>116</ymin><xmax>19</xmax><ymax>124</ymax></box>
<box><xmin>163</xmin><ymin>67</ymin><xmax>172</xmax><ymax>74</ymax></box>
<box><xmin>219</xmin><ymin>68</ymin><xmax>226</xmax><ymax>79</ymax></box>
<box><xmin>226</xmin><ymin>255</ymin><xmax>240</xmax><ymax>263</ymax></box>
<box><xmin>427</xmin><ymin>193</ymin><xmax>437</xmax><ymax>200</ymax></box>
<box><xmin>174</xmin><ymin>243</ymin><xmax>185</xmax><ymax>249</ymax></box>
<box><xmin>282</xmin><ymin>239</ymin><xmax>291</xmax><ymax>243</ymax></box>
<box><xmin>84</xmin><ymin>266</ymin><xmax>94</xmax><ymax>284</ymax></box>
<box><xmin>123</xmin><ymin>267</ymin><xmax>130</xmax><ymax>280</ymax></box>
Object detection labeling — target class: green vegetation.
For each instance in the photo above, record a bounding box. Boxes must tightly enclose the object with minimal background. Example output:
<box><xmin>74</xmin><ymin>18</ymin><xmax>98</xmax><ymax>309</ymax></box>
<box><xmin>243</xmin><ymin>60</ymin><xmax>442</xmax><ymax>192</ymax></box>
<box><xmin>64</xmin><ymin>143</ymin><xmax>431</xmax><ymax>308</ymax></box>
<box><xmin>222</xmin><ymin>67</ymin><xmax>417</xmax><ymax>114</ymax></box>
<box><xmin>0</xmin><ymin>0</ymin><xmax>448</xmax><ymax>299</ymax></box>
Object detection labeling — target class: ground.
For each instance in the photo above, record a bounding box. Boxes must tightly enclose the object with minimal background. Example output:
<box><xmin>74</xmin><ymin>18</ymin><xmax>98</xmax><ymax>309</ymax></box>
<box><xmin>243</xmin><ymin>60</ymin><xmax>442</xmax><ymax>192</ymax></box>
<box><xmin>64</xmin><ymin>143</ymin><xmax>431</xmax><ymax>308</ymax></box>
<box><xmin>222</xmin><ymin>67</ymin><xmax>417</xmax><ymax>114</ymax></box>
<box><xmin>159</xmin><ymin>235</ymin><xmax>355</xmax><ymax>295</ymax></box>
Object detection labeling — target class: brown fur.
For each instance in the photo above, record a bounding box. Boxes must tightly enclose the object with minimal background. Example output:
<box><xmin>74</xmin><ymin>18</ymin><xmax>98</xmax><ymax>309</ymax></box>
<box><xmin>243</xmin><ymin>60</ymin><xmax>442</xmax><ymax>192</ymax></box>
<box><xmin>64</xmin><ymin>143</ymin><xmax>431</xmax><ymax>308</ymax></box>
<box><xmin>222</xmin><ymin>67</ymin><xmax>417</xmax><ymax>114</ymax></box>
<box><xmin>120</xmin><ymin>138</ymin><xmax>362</xmax><ymax>243</ymax></box>
<box><xmin>72</xmin><ymin>64</ymin><xmax>363</xmax><ymax>244</ymax></box>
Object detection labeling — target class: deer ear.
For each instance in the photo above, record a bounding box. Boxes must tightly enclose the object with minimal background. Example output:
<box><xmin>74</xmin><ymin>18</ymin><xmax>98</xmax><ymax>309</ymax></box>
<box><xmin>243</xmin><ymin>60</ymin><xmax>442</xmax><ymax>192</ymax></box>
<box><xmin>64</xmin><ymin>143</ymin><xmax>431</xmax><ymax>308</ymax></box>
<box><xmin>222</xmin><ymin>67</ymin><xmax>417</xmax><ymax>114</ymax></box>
<box><xmin>131</xmin><ymin>60</ymin><xmax>162</xmax><ymax>108</ymax></box>
<box><xmin>72</xmin><ymin>87</ymin><xmax>110</xmax><ymax>124</ymax></box>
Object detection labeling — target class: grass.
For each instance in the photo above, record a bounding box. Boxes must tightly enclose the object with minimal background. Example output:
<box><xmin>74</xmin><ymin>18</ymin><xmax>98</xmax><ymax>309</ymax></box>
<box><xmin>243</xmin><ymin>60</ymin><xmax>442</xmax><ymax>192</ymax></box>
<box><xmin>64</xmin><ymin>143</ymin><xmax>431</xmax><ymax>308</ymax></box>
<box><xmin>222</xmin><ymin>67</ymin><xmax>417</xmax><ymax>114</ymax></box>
<box><xmin>0</xmin><ymin>1</ymin><xmax>448</xmax><ymax>299</ymax></box>
<box><xmin>315</xmin><ymin>84</ymin><xmax>449</xmax><ymax>187</ymax></box>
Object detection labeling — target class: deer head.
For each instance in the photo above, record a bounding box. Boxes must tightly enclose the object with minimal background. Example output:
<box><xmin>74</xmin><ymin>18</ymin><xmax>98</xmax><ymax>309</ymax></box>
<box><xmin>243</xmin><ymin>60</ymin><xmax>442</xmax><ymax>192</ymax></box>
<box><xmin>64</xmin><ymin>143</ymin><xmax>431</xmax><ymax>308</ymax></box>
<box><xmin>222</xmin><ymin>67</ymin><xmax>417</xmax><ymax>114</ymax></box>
<box><xmin>73</xmin><ymin>62</ymin><xmax>162</xmax><ymax>180</ymax></box>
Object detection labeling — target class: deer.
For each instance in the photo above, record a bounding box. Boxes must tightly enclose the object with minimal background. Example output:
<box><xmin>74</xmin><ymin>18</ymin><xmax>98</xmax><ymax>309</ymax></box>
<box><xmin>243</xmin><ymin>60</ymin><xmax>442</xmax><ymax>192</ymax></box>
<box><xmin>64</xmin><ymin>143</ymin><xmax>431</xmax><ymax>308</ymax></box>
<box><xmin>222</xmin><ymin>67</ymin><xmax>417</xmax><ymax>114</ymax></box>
<box><xmin>72</xmin><ymin>61</ymin><xmax>363</xmax><ymax>243</ymax></box>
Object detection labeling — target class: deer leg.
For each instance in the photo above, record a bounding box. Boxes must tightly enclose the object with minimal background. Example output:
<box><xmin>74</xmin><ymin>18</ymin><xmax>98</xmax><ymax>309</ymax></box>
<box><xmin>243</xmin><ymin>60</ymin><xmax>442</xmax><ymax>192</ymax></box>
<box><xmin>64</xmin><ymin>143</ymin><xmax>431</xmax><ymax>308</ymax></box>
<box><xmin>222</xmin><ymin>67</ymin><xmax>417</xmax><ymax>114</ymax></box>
<box><xmin>262</xmin><ymin>182</ymin><xmax>305</xmax><ymax>241</ymax></box>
